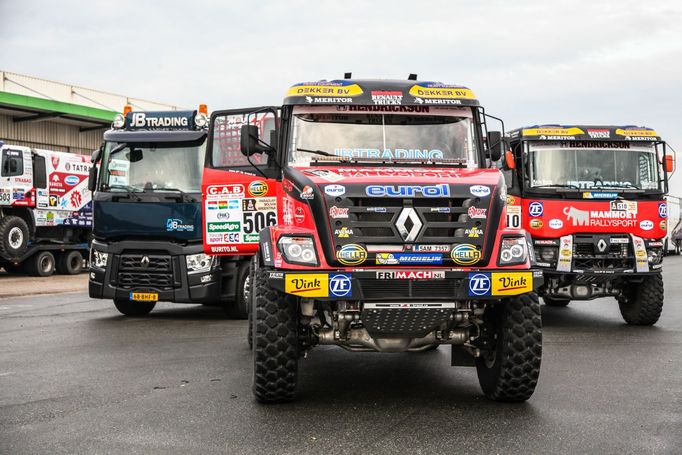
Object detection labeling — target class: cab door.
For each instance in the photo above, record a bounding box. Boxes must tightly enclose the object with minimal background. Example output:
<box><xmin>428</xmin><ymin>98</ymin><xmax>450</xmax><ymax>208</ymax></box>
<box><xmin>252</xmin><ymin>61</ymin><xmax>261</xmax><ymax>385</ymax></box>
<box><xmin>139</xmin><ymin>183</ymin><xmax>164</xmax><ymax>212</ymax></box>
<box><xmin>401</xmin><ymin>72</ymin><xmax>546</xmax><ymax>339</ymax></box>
<box><xmin>202</xmin><ymin>107</ymin><xmax>281</xmax><ymax>255</ymax></box>
<box><xmin>0</xmin><ymin>146</ymin><xmax>32</xmax><ymax>207</ymax></box>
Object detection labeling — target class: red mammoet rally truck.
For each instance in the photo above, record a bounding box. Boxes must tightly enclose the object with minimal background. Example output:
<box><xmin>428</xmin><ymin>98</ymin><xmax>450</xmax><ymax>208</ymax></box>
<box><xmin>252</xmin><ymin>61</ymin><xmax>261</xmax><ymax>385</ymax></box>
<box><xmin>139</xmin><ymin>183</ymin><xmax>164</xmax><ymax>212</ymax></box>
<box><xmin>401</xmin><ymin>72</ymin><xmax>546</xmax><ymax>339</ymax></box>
<box><xmin>505</xmin><ymin>125</ymin><xmax>674</xmax><ymax>324</ymax></box>
<box><xmin>203</xmin><ymin>76</ymin><xmax>543</xmax><ymax>402</ymax></box>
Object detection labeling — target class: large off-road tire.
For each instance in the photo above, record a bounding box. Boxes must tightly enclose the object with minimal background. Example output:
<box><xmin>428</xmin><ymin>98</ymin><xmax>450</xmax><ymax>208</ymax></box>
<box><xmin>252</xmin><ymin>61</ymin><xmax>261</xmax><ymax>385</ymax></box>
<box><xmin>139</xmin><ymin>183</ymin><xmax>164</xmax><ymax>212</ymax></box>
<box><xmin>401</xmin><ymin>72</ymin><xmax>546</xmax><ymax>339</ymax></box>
<box><xmin>618</xmin><ymin>275</ymin><xmax>664</xmax><ymax>326</ymax></box>
<box><xmin>225</xmin><ymin>261</ymin><xmax>250</xmax><ymax>319</ymax></box>
<box><xmin>56</xmin><ymin>250</ymin><xmax>83</xmax><ymax>275</ymax></box>
<box><xmin>476</xmin><ymin>292</ymin><xmax>542</xmax><ymax>402</ymax></box>
<box><xmin>252</xmin><ymin>266</ymin><xmax>299</xmax><ymax>403</ymax></box>
<box><xmin>543</xmin><ymin>295</ymin><xmax>570</xmax><ymax>307</ymax></box>
<box><xmin>0</xmin><ymin>215</ymin><xmax>30</xmax><ymax>257</ymax></box>
<box><xmin>113</xmin><ymin>298</ymin><xmax>156</xmax><ymax>316</ymax></box>
<box><xmin>26</xmin><ymin>251</ymin><xmax>56</xmax><ymax>277</ymax></box>
<box><xmin>247</xmin><ymin>257</ymin><xmax>256</xmax><ymax>349</ymax></box>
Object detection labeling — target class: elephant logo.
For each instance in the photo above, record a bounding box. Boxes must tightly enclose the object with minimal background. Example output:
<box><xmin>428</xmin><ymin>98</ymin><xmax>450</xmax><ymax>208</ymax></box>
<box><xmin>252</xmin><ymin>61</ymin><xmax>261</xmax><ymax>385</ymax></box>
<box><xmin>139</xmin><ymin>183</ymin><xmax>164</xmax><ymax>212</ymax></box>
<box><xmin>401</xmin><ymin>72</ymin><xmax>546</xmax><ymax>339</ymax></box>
<box><xmin>563</xmin><ymin>206</ymin><xmax>590</xmax><ymax>226</ymax></box>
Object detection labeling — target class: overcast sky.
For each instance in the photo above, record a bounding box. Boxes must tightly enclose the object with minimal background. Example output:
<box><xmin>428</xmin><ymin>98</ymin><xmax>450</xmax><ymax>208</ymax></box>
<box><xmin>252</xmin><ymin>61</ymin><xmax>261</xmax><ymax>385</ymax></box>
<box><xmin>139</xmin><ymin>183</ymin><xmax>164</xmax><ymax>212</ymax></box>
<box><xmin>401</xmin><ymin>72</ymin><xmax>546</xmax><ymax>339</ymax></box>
<box><xmin>2</xmin><ymin>0</ymin><xmax>682</xmax><ymax>194</ymax></box>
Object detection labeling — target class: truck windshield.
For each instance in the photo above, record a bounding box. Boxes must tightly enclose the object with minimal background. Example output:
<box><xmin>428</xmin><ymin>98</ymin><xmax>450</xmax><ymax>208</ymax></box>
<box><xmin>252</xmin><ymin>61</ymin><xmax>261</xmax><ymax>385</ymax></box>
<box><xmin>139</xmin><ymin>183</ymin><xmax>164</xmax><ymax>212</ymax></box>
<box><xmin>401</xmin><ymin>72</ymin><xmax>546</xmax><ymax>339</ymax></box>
<box><xmin>288</xmin><ymin>106</ymin><xmax>478</xmax><ymax>167</ymax></box>
<box><xmin>527</xmin><ymin>143</ymin><xmax>661</xmax><ymax>191</ymax></box>
<box><xmin>99</xmin><ymin>140</ymin><xmax>205</xmax><ymax>193</ymax></box>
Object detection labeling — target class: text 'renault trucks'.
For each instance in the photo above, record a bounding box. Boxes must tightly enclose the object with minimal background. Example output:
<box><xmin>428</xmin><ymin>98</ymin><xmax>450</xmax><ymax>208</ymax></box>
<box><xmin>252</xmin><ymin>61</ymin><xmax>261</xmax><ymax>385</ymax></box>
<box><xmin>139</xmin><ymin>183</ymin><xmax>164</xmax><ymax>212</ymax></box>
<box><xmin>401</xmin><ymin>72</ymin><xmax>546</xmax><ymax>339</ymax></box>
<box><xmin>0</xmin><ymin>142</ymin><xmax>91</xmax><ymax>276</ymax></box>
<box><xmin>88</xmin><ymin>107</ymin><xmax>237</xmax><ymax>316</ymax></box>
<box><xmin>203</xmin><ymin>76</ymin><xmax>544</xmax><ymax>402</ymax></box>
<box><xmin>505</xmin><ymin>125</ymin><xmax>674</xmax><ymax>325</ymax></box>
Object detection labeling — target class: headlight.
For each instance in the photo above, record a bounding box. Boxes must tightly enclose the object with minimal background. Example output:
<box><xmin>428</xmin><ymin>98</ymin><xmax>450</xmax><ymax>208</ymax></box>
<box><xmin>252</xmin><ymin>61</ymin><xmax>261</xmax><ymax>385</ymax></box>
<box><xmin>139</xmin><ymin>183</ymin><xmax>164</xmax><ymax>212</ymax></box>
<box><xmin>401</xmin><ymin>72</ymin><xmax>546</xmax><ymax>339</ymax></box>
<box><xmin>91</xmin><ymin>249</ymin><xmax>108</xmax><ymax>269</ymax></box>
<box><xmin>278</xmin><ymin>236</ymin><xmax>318</xmax><ymax>266</ymax></box>
<box><xmin>186</xmin><ymin>253</ymin><xmax>214</xmax><ymax>273</ymax></box>
<box><xmin>647</xmin><ymin>248</ymin><xmax>663</xmax><ymax>265</ymax></box>
<box><xmin>112</xmin><ymin>114</ymin><xmax>125</xmax><ymax>129</ymax></box>
<box><xmin>538</xmin><ymin>246</ymin><xmax>558</xmax><ymax>262</ymax></box>
<box><xmin>498</xmin><ymin>236</ymin><xmax>528</xmax><ymax>266</ymax></box>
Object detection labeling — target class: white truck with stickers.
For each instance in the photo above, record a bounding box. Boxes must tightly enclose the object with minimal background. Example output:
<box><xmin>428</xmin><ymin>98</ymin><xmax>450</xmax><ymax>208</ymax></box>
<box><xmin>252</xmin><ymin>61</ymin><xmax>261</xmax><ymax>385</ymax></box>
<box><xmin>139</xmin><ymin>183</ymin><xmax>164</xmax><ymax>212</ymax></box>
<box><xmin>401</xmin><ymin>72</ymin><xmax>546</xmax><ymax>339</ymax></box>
<box><xmin>0</xmin><ymin>141</ymin><xmax>92</xmax><ymax>276</ymax></box>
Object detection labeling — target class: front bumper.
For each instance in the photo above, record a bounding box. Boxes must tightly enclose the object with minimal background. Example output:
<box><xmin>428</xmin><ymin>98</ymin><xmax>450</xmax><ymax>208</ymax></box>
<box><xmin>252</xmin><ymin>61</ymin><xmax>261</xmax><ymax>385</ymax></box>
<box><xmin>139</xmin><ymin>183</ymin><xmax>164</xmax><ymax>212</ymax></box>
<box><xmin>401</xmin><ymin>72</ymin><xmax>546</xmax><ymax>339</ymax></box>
<box><xmin>267</xmin><ymin>268</ymin><xmax>543</xmax><ymax>301</ymax></box>
<box><xmin>88</xmin><ymin>239</ymin><xmax>221</xmax><ymax>304</ymax></box>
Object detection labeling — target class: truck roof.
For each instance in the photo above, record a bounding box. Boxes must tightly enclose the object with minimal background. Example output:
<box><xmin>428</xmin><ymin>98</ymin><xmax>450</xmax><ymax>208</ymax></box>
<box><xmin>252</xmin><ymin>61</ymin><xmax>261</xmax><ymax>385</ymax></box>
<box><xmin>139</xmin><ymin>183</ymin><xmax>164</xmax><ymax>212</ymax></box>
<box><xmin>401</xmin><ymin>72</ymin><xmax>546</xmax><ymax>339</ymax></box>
<box><xmin>283</xmin><ymin>78</ymin><xmax>480</xmax><ymax>107</ymax></box>
<box><xmin>507</xmin><ymin>125</ymin><xmax>661</xmax><ymax>142</ymax></box>
<box><xmin>103</xmin><ymin>110</ymin><xmax>207</xmax><ymax>143</ymax></box>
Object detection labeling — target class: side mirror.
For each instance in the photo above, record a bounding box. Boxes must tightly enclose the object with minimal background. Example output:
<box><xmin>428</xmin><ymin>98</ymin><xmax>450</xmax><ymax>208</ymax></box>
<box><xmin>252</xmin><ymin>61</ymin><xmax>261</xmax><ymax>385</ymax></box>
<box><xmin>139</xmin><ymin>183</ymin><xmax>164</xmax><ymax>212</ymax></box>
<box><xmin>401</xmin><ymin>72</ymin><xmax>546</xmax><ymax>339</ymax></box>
<box><xmin>664</xmin><ymin>154</ymin><xmax>674</xmax><ymax>173</ymax></box>
<box><xmin>504</xmin><ymin>150</ymin><xmax>516</xmax><ymax>170</ymax></box>
<box><xmin>91</xmin><ymin>146</ymin><xmax>102</xmax><ymax>164</ymax></box>
<box><xmin>240</xmin><ymin>124</ymin><xmax>270</xmax><ymax>156</ymax></box>
<box><xmin>88</xmin><ymin>165</ymin><xmax>98</xmax><ymax>192</ymax></box>
<box><xmin>487</xmin><ymin>131</ymin><xmax>503</xmax><ymax>162</ymax></box>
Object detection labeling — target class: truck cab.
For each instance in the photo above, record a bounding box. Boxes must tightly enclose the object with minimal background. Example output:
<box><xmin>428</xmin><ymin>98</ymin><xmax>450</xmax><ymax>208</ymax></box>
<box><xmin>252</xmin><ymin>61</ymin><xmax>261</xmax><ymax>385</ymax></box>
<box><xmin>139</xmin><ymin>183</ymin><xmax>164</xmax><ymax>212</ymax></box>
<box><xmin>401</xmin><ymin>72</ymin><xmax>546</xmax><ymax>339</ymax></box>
<box><xmin>506</xmin><ymin>125</ymin><xmax>673</xmax><ymax>325</ymax></box>
<box><xmin>204</xmin><ymin>77</ymin><xmax>544</xmax><ymax>403</ymax></box>
<box><xmin>89</xmin><ymin>107</ymin><xmax>231</xmax><ymax>316</ymax></box>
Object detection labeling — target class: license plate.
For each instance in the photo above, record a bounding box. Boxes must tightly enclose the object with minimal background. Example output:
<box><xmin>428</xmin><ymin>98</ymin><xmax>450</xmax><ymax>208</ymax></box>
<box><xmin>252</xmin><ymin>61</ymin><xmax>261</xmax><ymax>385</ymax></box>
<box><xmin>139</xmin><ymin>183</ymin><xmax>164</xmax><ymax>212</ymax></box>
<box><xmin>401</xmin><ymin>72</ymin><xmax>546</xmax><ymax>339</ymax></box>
<box><xmin>130</xmin><ymin>292</ymin><xmax>158</xmax><ymax>302</ymax></box>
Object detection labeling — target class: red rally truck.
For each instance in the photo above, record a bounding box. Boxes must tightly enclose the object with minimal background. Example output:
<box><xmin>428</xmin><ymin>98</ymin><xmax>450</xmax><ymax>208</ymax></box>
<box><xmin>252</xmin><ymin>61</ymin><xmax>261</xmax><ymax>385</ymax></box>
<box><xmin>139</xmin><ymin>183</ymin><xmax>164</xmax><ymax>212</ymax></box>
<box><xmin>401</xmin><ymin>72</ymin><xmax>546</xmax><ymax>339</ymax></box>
<box><xmin>505</xmin><ymin>125</ymin><xmax>674</xmax><ymax>325</ymax></box>
<box><xmin>203</xmin><ymin>77</ymin><xmax>544</xmax><ymax>403</ymax></box>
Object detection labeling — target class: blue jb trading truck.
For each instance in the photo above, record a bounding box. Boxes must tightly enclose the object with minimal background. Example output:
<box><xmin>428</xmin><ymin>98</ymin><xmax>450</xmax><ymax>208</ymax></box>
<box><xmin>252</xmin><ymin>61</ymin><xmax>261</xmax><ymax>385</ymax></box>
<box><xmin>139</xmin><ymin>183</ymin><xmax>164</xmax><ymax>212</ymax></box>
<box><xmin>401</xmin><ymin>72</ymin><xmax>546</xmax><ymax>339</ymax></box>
<box><xmin>88</xmin><ymin>106</ymin><xmax>248</xmax><ymax>317</ymax></box>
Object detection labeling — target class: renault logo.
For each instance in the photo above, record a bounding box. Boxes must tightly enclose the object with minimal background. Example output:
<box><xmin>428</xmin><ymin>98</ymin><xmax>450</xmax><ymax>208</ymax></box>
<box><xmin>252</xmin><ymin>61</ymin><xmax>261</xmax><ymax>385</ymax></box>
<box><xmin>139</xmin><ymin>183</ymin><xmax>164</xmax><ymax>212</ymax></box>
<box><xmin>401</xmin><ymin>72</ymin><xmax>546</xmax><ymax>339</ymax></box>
<box><xmin>395</xmin><ymin>208</ymin><xmax>423</xmax><ymax>242</ymax></box>
<box><xmin>140</xmin><ymin>256</ymin><xmax>150</xmax><ymax>268</ymax></box>
<box><xmin>596</xmin><ymin>239</ymin><xmax>608</xmax><ymax>253</ymax></box>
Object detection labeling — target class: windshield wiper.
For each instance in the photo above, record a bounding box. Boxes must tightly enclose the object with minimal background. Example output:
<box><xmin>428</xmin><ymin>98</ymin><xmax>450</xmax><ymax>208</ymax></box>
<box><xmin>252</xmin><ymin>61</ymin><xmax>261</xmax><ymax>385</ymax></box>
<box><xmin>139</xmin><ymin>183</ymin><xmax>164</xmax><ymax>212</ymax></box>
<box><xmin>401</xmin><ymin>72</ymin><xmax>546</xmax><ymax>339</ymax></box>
<box><xmin>296</xmin><ymin>147</ymin><xmax>338</xmax><ymax>158</ymax></box>
<box><xmin>109</xmin><ymin>143</ymin><xmax>128</xmax><ymax>156</ymax></box>
<box><xmin>107</xmin><ymin>184</ymin><xmax>143</xmax><ymax>193</ymax></box>
<box><xmin>532</xmin><ymin>184</ymin><xmax>581</xmax><ymax>190</ymax></box>
<box><xmin>146</xmin><ymin>187</ymin><xmax>197</xmax><ymax>202</ymax></box>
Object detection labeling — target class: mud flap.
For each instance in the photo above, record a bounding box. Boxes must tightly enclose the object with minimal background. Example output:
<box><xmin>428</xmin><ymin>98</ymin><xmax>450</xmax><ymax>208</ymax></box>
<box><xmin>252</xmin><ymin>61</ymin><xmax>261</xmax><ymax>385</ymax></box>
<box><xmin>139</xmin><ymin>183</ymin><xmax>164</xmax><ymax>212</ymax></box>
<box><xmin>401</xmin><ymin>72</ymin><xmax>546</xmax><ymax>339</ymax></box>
<box><xmin>451</xmin><ymin>345</ymin><xmax>475</xmax><ymax>367</ymax></box>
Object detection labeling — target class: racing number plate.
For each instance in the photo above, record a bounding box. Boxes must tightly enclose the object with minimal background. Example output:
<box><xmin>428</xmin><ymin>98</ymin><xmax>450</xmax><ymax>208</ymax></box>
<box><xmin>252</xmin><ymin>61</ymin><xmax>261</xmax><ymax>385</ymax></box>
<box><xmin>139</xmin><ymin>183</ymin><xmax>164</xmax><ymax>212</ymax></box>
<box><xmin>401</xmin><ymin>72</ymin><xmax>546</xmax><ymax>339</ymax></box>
<box><xmin>129</xmin><ymin>292</ymin><xmax>158</xmax><ymax>302</ymax></box>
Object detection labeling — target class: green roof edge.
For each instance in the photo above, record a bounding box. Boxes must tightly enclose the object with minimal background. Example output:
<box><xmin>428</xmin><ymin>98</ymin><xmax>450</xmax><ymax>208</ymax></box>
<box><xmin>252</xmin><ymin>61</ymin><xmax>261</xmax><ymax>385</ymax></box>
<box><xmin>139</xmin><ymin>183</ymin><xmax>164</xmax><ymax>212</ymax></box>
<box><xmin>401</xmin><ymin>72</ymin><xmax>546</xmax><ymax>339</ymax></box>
<box><xmin>0</xmin><ymin>90</ymin><xmax>117</xmax><ymax>122</ymax></box>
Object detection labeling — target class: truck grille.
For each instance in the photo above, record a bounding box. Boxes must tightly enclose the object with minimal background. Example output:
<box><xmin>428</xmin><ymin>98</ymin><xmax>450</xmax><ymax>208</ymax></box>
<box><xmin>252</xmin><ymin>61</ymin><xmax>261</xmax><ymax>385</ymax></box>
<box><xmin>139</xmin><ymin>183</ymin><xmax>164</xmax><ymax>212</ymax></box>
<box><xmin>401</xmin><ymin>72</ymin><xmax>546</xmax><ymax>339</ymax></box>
<box><xmin>117</xmin><ymin>254</ymin><xmax>174</xmax><ymax>290</ymax></box>
<box><xmin>572</xmin><ymin>235</ymin><xmax>632</xmax><ymax>270</ymax></box>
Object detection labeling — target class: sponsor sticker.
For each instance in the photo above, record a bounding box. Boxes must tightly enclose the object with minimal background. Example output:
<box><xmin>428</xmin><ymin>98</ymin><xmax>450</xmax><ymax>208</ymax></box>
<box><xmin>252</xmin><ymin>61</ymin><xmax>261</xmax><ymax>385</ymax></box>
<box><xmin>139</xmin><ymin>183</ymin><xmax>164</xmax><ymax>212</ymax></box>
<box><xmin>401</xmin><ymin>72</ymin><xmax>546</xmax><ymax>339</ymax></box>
<box><xmin>659</xmin><ymin>203</ymin><xmax>667</xmax><ymax>218</ymax></box>
<box><xmin>248</xmin><ymin>180</ymin><xmax>268</xmax><ymax>197</ymax></box>
<box><xmin>467</xmin><ymin>207</ymin><xmax>487</xmax><ymax>219</ymax></box>
<box><xmin>285</xmin><ymin>274</ymin><xmax>329</xmax><ymax>297</ymax></box>
<box><xmin>207</xmin><ymin>221</ymin><xmax>240</xmax><ymax>232</ymax></box>
<box><xmin>337</xmin><ymin>244</ymin><xmax>367</xmax><ymax>265</ymax></box>
<box><xmin>468</xmin><ymin>273</ymin><xmax>491</xmax><ymax>297</ymax></box>
<box><xmin>64</xmin><ymin>175</ymin><xmax>80</xmax><ymax>186</ymax></box>
<box><xmin>206</xmin><ymin>184</ymin><xmax>244</xmax><ymax>199</ymax></box>
<box><xmin>466</xmin><ymin>226</ymin><xmax>483</xmax><ymax>238</ymax></box>
<box><xmin>548</xmin><ymin>219</ymin><xmax>563</xmax><ymax>229</ymax></box>
<box><xmin>329</xmin><ymin>274</ymin><xmax>352</xmax><ymax>297</ymax></box>
<box><xmin>529</xmin><ymin>219</ymin><xmax>543</xmax><ymax>229</ymax></box>
<box><xmin>451</xmin><ymin>244</ymin><xmax>480</xmax><ymax>265</ymax></box>
<box><xmin>366</xmin><ymin>184</ymin><xmax>449</xmax><ymax>198</ymax></box>
<box><xmin>329</xmin><ymin>206</ymin><xmax>349</xmax><ymax>219</ymax></box>
<box><xmin>582</xmin><ymin>192</ymin><xmax>619</xmax><ymax>199</ymax></box>
<box><xmin>376</xmin><ymin>270</ymin><xmax>445</xmax><ymax>280</ymax></box>
<box><xmin>528</xmin><ymin>202</ymin><xmax>544</xmax><ymax>217</ymax></box>
<box><xmin>371</xmin><ymin>90</ymin><xmax>403</xmax><ymax>105</ymax></box>
<box><xmin>639</xmin><ymin>220</ymin><xmax>653</xmax><ymax>231</ymax></box>
<box><xmin>325</xmin><ymin>184</ymin><xmax>346</xmax><ymax>197</ymax></box>
<box><xmin>375</xmin><ymin>253</ymin><xmax>443</xmax><ymax>265</ymax></box>
<box><xmin>334</xmin><ymin>227</ymin><xmax>353</xmax><ymax>238</ymax></box>
<box><xmin>660</xmin><ymin>220</ymin><xmax>667</xmax><ymax>230</ymax></box>
<box><xmin>470</xmin><ymin>185</ymin><xmax>491</xmax><ymax>198</ymax></box>
<box><xmin>491</xmin><ymin>272</ymin><xmax>532</xmax><ymax>296</ymax></box>
<box><xmin>300</xmin><ymin>185</ymin><xmax>314</xmax><ymax>200</ymax></box>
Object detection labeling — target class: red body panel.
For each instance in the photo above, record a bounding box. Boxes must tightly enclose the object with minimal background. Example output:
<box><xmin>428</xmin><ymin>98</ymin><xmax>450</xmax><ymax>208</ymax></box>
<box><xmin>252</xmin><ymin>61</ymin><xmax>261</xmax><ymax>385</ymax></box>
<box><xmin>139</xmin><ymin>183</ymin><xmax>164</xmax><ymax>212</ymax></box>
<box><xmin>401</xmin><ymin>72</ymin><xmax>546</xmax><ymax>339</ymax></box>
<box><xmin>508</xmin><ymin>195</ymin><xmax>666</xmax><ymax>239</ymax></box>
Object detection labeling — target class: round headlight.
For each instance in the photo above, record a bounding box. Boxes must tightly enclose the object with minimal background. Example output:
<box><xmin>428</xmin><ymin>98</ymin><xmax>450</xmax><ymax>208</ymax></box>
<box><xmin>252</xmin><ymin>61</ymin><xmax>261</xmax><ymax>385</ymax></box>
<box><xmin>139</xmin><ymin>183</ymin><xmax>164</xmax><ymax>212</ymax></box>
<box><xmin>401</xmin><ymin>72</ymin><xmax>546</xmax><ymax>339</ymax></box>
<box><xmin>195</xmin><ymin>113</ymin><xmax>208</xmax><ymax>128</ymax></box>
<box><xmin>510</xmin><ymin>244</ymin><xmax>524</xmax><ymax>258</ymax></box>
<box><xmin>500</xmin><ymin>249</ymin><xmax>513</xmax><ymax>263</ymax></box>
<box><xmin>287</xmin><ymin>243</ymin><xmax>303</xmax><ymax>258</ymax></box>
<box><xmin>301</xmin><ymin>249</ymin><xmax>315</xmax><ymax>262</ymax></box>
<box><xmin>540</xmin><ymin>247</ymin><xmax>557</xmax><ymax>262</ymax></box>
<box><xmin>112</xmin><ymin>114</ymin><xmax>125</xmax><ymax>129</ymax></box>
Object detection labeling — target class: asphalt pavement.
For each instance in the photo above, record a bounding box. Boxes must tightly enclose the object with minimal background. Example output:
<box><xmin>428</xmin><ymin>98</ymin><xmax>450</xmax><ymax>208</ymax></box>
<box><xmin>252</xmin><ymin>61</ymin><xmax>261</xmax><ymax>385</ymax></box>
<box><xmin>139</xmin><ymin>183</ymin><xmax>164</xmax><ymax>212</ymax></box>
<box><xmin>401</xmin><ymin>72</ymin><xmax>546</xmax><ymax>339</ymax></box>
<box><xmin>1</xmin><ymin>259</ymin><xmax>681</xmax><ymax>454</ymax></box>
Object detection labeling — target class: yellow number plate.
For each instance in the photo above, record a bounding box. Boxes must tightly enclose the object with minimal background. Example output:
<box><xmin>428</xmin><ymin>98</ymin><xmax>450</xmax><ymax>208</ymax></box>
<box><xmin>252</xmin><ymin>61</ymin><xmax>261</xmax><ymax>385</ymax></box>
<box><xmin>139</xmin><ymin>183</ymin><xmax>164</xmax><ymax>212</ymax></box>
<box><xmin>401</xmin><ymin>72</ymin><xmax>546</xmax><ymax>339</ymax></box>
<box><xmin>130</xmin><ymin>292</ymin><xmax>158</xmax><ymax>302</ymax></box>
<box><xmin>491</xmin><ymin>272</ymin><xmax>533</xmax><ymax>296</ymax></box>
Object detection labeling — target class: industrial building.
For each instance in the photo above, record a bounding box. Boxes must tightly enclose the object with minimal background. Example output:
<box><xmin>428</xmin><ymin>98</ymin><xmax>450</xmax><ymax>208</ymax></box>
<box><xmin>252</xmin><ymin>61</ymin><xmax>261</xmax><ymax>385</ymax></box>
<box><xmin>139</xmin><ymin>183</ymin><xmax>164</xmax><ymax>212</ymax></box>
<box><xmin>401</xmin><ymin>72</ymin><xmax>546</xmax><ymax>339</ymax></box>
<box><xmin>0</xmin><ymin>71</ymin><xmax>181</xmax><ymax>156</ymax></box>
